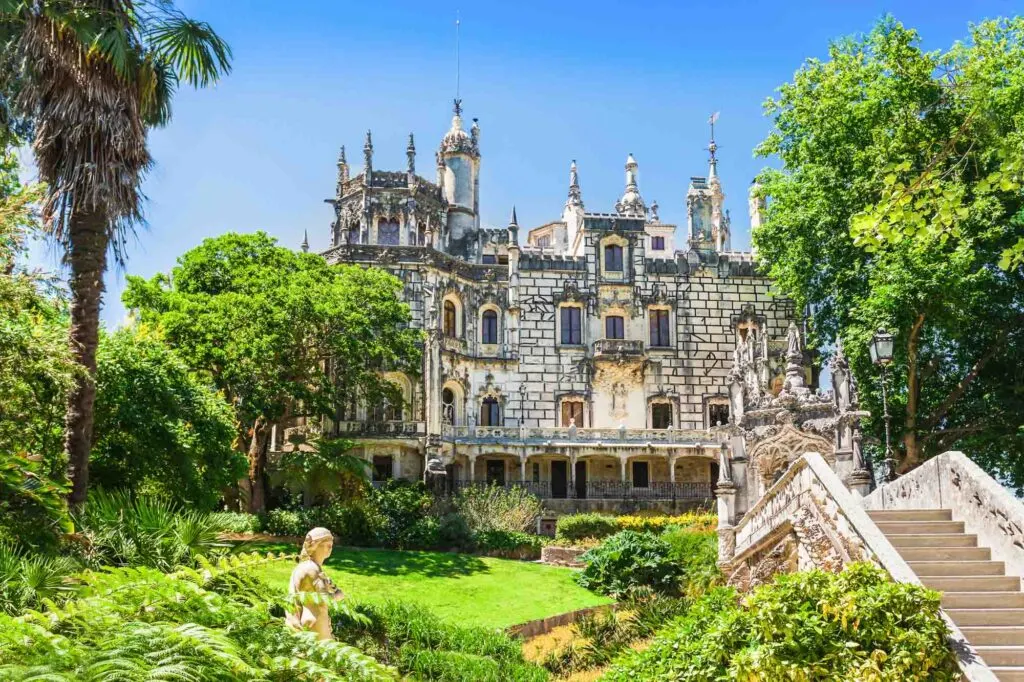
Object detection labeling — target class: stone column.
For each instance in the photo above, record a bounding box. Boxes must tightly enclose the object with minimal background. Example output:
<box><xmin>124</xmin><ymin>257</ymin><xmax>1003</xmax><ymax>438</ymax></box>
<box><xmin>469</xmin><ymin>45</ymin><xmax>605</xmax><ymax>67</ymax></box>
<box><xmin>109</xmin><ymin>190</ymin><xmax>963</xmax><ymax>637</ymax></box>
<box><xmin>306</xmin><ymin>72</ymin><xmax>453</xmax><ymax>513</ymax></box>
<box><xmin>520</xmin><ymin>456</ymin><xmax>527</xmax><ymax>482</ymax></box>
<box><xmin>570</xmin><ymin>454</ymin><xmax>577</xmax><ymax>485</ymax></box>
<box><xmin>620</xmin><ymin>457</ymin><xmax>628</xmax><ymax>482</ymax></box>
<box><xmin>669</xmin><ymin>453</ymin><xmax>677</xmax><ymax>483</ymax></box>
<box><xmin>468</xmin><ymin>456</ymin><xmax>476</xmax><ymax>482</ymax></box>
<box><xmin>715</xmin><ymin>480</ymin><xmax>738</xmax><ymax>570</ymax></box>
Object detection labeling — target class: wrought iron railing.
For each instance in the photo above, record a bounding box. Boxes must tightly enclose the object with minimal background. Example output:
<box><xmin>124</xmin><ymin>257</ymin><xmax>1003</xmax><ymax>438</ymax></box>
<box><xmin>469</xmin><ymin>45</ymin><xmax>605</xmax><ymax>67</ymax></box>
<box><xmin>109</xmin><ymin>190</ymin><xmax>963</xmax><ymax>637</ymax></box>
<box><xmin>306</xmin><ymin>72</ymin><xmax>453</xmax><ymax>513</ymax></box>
<box><xmin>331</xmin><ymin>421</ymin><xmax>426</xmax><ymax>438</ymax></box>
<box><xmin>438</xmin><ymin>479</ymin><xmax>712</xmax><ymax>501</ymax></box>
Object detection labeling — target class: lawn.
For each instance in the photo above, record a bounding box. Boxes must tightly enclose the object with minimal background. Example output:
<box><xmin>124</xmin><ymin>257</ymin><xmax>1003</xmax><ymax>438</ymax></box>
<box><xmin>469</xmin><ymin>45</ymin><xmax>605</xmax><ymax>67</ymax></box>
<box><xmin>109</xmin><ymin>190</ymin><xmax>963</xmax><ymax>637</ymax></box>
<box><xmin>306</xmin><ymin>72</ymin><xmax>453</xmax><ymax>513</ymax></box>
<box><xmin>247</xmin><ymin>542</ymin><xmax>612</xmax><ymax>629</ymax></box>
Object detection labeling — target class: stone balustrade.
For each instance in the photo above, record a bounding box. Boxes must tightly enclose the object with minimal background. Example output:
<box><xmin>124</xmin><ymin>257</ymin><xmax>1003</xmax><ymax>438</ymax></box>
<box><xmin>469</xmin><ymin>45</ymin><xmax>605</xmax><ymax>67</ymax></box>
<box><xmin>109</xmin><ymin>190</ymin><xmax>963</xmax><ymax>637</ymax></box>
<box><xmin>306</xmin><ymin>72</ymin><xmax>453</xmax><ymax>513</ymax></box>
<box><xmin>440</xmin><ymin>424</ymin><xmax>722</xmax><ymax>448</ymax></box>
<box><xmin>331</xmin><ymin>420</ymin><xmax>426</xmax><ymax>438</ymax></box>
<box><xmin>593</xmin><ymin>338</ymin><xmax>645</xmax><ymax>357</ymax></box>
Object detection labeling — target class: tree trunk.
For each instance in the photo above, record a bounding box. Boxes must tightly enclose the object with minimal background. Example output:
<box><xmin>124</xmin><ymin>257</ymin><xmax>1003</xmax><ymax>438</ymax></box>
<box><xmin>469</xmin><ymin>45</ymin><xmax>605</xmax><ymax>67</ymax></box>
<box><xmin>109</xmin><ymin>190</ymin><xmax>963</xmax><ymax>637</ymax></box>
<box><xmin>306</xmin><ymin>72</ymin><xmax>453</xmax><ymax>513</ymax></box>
<box><xmin>64</xmin><ymin>208</ymin><xmax>110</xmax><ymax>509</ymax></box>
<box><xmin>247</xmin><ymin>416</ymin><xmax>269</xmax><ymax>513</ymax></box>
<box><xmin>899</xmin><ymin>314</ymin><xmax>926</xmax><ymax>473</ymax></box>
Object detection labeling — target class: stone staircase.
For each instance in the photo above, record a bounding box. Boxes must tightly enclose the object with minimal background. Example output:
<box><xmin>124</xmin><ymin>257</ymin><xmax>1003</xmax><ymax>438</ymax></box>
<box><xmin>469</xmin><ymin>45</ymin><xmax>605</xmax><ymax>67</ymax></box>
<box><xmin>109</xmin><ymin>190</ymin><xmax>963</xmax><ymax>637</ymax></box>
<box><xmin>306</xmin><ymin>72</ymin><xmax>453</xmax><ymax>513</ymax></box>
<box><xmin>869</xmin><ymin>509</ymin><xmax>1024</xmax><ymax>681</ymax></box>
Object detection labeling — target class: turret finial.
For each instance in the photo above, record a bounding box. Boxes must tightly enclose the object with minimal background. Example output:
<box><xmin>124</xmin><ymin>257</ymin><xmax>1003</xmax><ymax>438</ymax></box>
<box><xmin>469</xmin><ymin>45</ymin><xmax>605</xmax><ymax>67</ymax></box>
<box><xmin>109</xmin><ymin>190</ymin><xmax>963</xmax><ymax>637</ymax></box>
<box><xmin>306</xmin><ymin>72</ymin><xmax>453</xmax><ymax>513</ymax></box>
<box><xmin>566</xmin><ymin>159</ymin><xmax>583</xmax><ymax>208</ymax></box>
<box><xmin>509</xmin><ymin>205</ymin><xmax>518</xmax><ymax>226</ymax></box>
<box><xmin>707</xmin><ymin>112</ymin><xmax>720</xmax><ymax>180</ymax></box>
<box><xmin>507</xmin><ymin>205</ymin><xmax>519</xmax><ymax>246</ymax></box>
<box><xmin>407</xmin><ymin>133</ymin><xmax>416</xmax><ymax>175</ymax></box>
<box><xmin>301</xmin><ymin>230</ymin><xmax>309</xmax><ymax>253</ymax></box>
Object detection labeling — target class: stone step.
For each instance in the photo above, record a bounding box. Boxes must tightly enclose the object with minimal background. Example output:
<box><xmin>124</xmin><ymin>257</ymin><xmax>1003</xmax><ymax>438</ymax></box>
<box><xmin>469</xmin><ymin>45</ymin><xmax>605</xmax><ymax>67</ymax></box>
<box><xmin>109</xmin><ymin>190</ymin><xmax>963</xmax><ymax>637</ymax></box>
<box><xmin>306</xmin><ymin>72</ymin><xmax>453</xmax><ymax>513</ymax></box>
<box><xmin>909</xmin><ymin>560</ymin><xmax>1005</xmax><ymax>577</ymax></box>
<box><xmin>899</xmin><ymin>546</ymin><xmax>991</xmax><ymax>562</ymax></box>
<box><xmin>922</xmin><ymin>575</ymin><xmax>1021</xmax><ymax>592</ymax></box>
<box><xmin>867</xmin><ymin>509</ymin><xmax>953</xmax><ymax>522</ymax></box>
<box><xmin>943</xmin><ymin>592</ymin><xmax>1024</xmax><ymax>609</ymax></box>
<box><xmin>875</xmin><ymin>520</ymin><xmax>965</xmax><ymax>535</ymax></box>
<box><xmin>993</xmin><ymin>668</ymin><xmax>1024</xmax><ymax>682</ymax></box>
<box><xmin>977</xmin><ymin>647</ymin><xmax>1024</xmax><ymax>667</ymax></box>
<box><xmin>887</xmin><ymin>533</ymin><xmax>979</xmax><ymax>548</ymax></box>
<box><xmin>961</xmin><ymin>627</ymin><xmax>1024</xmax><ymax>646</ymax></box>
<box><xmin>947</xmin><ymin>609</ymin><xmax>1024</xmax><ymax>627</ymax></box>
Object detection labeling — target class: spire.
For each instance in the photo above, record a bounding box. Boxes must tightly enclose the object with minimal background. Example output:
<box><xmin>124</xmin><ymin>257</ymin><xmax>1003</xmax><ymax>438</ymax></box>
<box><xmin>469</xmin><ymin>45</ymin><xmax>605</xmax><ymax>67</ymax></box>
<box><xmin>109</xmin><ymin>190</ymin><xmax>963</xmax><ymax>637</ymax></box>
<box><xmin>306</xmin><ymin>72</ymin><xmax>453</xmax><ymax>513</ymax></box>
<box><xmin>615</xmin><ymin>153</ymin><xmax>646</xmax><ymax>216</ymax></box>
<box><xmin>301</xmin><ymin>230</ymin><xmax>309</xmax><ymax>253</ymax></box>
<box><xmin>407</xmin><ymin>133</ymin><xmax>416</xmax><ymax>175</ymax></box>
<box><xmin>566</xmin><ymin>159</ymin><xmax>583</xmax><ymax>209</ymax></box>
<box><xmin>650</xmin><ymin>199</ymin><xmax>659</xmax><ymax>222</ymax></box>
<box><xmin>336</xmin><ymin>145</ymin><xmax>349</xmax><ymax>189</ymax></box>
<box><xmin>507</xmin><ymin>205</ymin><xmax>519</xmax><ymax>246</ymax></box>
<box><xmin>363</xmin><ymin>130</ymin><xmax>373</xmax><ymax>178</ymax></box>
<box><xmin>707</xmin><ymin>112</ymin><xmax>720</xmax><ymax>182</ymax></box>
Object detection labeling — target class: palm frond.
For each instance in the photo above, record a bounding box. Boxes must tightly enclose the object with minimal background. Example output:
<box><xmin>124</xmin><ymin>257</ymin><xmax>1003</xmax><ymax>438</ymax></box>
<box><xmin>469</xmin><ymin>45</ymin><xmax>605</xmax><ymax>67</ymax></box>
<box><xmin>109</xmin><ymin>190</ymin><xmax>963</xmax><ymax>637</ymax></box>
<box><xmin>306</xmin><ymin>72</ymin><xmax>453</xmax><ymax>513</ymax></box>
<box><xmin>144</xmin><ymin>14</ymin><xmax>231</xmax><ymax>88</ymax></box>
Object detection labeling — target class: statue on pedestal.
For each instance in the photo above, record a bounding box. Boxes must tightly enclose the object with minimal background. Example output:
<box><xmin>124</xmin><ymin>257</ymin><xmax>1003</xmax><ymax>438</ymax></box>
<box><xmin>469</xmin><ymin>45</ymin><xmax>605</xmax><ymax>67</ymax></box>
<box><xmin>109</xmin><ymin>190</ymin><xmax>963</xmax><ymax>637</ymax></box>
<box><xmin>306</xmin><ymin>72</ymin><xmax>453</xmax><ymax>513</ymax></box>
<box><xmin>285</xmin><ymin>527</ymin><xmax>344</xmax><ymax>640</ymax></box>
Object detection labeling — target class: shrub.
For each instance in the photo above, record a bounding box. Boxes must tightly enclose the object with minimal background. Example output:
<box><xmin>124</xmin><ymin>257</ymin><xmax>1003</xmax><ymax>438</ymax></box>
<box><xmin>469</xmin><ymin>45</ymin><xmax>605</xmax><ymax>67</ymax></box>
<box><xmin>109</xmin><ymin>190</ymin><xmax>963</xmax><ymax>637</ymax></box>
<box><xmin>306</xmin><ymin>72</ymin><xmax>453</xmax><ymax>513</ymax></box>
<box><xmin>371</xmin><ymin>480</ymin><xmax>435</xmax><ymax>549</ymax></box>
<box><xmin>210</xmin><ymin>511</ymin><xmax>263</xmax><ymax>534</ymax></box>
<box><xmin>575</xmin><ymin>531</ymin><xmax>683</xmax><ymax>598</ymax></box>
<box><xmin>555</xmin><ymin>513</ymin><xmax>619</xmax><ymax>542</ymax></box>
<box><xmin>437</xmin><ymin>512</ymin><xmax>474</xmax><ymax>549</ymax></box>
<box><xmin>473</xmin><ymin>529</ymin><xmax>545</xmax><ymax>559</ymax></box>
<box><xmin>261</xmin><ymin>508</ymin><xmax>306</xmax><ymax>536</ymax></box>
<box><xmin>662</xmin><ymin>527</ymin><xmax>721</xmax><ymax>593</ymax></box>
<box><xmin>455</xmin><ymin>484</ymin><xmax>542</xmax><ymax>534</ymax></box>
<box><xmin>304</xmin><ymin>499</ymin><xmax>380</xmax><ymax>547</ymax></box>
<box><xmin>604</xmin><ymin>563</ymin><xmax>961</xmax><ymax>682</ymax></box>
<box><xmin>617</xmin><ymin>511</ymin><xmax>716</xmax><ymax>534</ymax></box>
<box><xmin>0</xmin><ymin>542</ymin><xmax>78</xmax><ymax>615</ymax></box>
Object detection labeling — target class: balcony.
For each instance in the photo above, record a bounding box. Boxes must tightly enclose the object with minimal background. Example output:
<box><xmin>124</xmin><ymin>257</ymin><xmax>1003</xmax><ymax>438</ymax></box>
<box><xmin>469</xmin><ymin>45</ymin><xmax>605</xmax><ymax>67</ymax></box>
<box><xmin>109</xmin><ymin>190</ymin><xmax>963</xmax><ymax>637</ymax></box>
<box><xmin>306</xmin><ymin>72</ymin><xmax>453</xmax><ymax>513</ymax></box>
<box><xmin>441</xmin><ymin>424</ymin><xmax>720</xmax><ymax>447</ymax></box>
<box><xmin>593</xmin><ymin>338</ymin><xmax>645</xmax><ymax>358</ymax></box>
<box><xmin>331</xmin><ymin>421</ymin><xmax>426</xmax><ymax>439</ymax></box>
<box><xmin>442</xmin><ymin>479</ymin><xmax>713</xmax><ymax>501</ymax></box>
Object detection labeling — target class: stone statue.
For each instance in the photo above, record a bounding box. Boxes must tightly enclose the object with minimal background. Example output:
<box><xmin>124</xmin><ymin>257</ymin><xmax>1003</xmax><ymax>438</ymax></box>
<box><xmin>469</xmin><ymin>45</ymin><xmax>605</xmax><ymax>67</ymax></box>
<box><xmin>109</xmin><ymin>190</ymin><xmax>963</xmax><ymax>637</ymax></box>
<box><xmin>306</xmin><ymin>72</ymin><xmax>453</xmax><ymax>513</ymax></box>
<box><xmin>286</xmin><ymin>527</ymin><xmax>344</xmax><ymax>640</ymax></box>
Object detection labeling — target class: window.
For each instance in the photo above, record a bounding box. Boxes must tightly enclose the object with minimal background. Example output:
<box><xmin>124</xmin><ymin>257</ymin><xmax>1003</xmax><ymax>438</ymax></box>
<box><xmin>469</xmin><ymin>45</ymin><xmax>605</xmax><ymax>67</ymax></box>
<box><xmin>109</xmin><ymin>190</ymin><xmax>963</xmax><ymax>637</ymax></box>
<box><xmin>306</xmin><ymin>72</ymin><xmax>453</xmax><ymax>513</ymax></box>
<box><xmin>605</xmin><ymin>316</ymin><xmax>625</xmax><ymax>340</ymax></box>
<box><xmin>561</xmin><ymin>400</ymin><xmax>584</xmax><ymax>427</ymax></box>
<box><xmin>480</xmin><ymin>398</ymin><xmax>500</xmax><ymax>426</ymax></box>
<box><xmin>604</xmin><ymin>244</ymin><xmax>623</xmax><ymax>271</ymax></box>
<box><xmin>482</xmin><ymin>254</ymin><xmax>497</xmax><ymax>264</ymax></box>
<box><xmin>536</xmin><ymin>235</ymin><xmax>550</xmax><ymax>248</ymax></box>
<box><xmin>651</xmin><ymin>236</ymin><xmax>665</xmax><ymax>250</ymax></box>
<box><xmin>443</xmin><ymin>300</ymin><xmax>457</xmax><ymax>337</ymax></box>
<box><xmin>442</xmin><ymin>388</ymin><xmax>456</xmax><ymax>425</ymax></box>
<box><xmin>708</xmin><ymin>402</ymin><xmax>730</xmax><ymax>427</ymax></box>
<box><xmin>652</xmin><ymin>403</ymin><xmax>673</xmax><ymax>429</ymax></box>
<box><xmin>481</xmin><ymin>310</ymin><xmax>498</xmax><ymax>344</ymax></box>
<box><xmin>650</xmin><ymin>309</ymin><xmax>671</xmax><ymax>347</ymax></box>
<box><xmin>532</xmin><ymin>462</ymin><xmax>540</xmax><ymax>483</ymax></box>
<box><xmin>560</xmin><ymin>306</ymin><xmax>582</xmax><ymax>345</ymax></box>
<box><xmin>372</xmin><ymin>455</ymin><xmax>393</xmax><ymax>481</ymax></box>
<box><xmin>378</xmin><ymin>219</ymin><xmax>400</xmax><ymax>246</ymax></box>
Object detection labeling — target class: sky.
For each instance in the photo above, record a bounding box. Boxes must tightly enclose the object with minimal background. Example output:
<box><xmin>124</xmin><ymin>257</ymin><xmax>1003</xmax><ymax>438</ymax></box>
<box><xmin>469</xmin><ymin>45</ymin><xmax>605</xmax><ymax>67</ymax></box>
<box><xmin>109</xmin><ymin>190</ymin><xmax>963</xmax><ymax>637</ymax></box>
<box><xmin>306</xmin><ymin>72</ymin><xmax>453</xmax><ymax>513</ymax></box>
<box><xmin>24</xmin><ymin>0</ymin><xmax>1017</xmax><ymax>327</ymax></box>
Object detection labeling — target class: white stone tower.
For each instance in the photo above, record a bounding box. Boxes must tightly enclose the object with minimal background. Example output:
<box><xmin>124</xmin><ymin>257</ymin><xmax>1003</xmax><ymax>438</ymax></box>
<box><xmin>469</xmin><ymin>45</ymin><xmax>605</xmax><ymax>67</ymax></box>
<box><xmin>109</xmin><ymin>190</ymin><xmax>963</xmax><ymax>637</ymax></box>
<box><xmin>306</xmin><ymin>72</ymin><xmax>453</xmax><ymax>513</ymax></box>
<box><xmin>437</xmin><ymin>100</ymin><xmax>481</xmax><ymax>259</ymax></box>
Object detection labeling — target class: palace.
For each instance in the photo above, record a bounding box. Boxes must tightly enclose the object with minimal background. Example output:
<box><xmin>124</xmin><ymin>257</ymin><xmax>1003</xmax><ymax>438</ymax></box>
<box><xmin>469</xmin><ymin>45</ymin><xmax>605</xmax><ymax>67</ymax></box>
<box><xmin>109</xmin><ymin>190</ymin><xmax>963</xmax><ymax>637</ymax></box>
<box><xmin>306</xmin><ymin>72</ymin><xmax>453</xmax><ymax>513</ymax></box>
<box><xmin>281</xmin><ymin>102</ymin><xmax>866</xmax><ymax>518</ymax></box>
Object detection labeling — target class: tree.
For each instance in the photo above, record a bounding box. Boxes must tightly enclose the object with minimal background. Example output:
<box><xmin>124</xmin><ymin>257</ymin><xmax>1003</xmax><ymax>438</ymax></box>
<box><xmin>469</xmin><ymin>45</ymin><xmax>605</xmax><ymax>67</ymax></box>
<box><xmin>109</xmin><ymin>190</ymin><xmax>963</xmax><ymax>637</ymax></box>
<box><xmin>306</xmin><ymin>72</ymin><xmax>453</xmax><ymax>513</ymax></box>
<box><xmin>91</xmin><ymin>328</ymin><xmax>244</xmax><ymax>509</ymax></box>
<box><xmin>123</xmin><ymin>232</ymin><xmax>422</xmax><ymax>512</ymax></box>
<box><xmin>0</xmin><ymin>0</ymin><xmax>232</xmax><ymax>507</ymax></box>
<box><xmin>753</xmin><ymin>18</ymin><xmax>1024</xmax><ymax>485</ymax></box>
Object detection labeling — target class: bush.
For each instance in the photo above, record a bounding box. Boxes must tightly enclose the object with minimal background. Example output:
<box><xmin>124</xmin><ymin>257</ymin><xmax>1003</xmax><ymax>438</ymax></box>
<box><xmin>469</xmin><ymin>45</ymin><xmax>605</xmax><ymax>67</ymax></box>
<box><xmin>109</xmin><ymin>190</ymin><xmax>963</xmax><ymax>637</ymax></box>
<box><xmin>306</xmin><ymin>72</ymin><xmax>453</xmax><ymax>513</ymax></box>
<box><xmin>210</xmin><ymin>511</ymin><xmax>263</xmax><ymax>534</ymax></box>
<box><xmin>473</xmin><ymin>530</ymin><xmax>545</xmax><ymax>559</ymax></box>
<box><xmin>555</xmin><ymin>513</ymin><xmax>619</xmax><ymax>542</ymax></box>
<box><xmin>304</xmin><ymin>499</ymin><xmax>379</xmax><ymax>547</ymax></box>
<box><xmin>437</xmin><ymin>512</ymin><xmax>474</xmax><ymax>549</ymax></box>
<box><xmin>455</xmin><ymin>484</ymin><xmax>542</xmax><ymax>534</ymax></box>
<box><xmin>662</xmin><ymin>527</ymin><xmax>721</xmax><ymax>593</ymax></box>
<box><xmin>371</xmin><ymin>480</ymin><xmax>434</xmax><ymax>549</ymax></box>
<box><xmin>575</xmin><ymin>531</ymin><xmax>682</xmax><ymax>598</ymax></box>
<box><xmin>335</xmin><ymin>600</ymin><xmax>546</xmax><ymax>681</ymax></box>
<box><xmin>261</xmin><ymin>508</ymin><xmax>306</xmax><ymax>536</ymax></box>
<box><xmin>604</xmin><ymin>563</ymin><xmax>961</xmax><ymax>682</ymax></box>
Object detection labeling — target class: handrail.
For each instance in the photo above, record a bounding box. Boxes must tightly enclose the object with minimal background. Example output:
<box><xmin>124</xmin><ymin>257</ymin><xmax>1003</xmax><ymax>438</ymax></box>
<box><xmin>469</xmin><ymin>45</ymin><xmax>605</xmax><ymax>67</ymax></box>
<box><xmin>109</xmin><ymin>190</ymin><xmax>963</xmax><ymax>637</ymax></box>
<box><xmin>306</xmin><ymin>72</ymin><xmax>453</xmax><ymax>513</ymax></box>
<box><xmin>731</xmin><ymin>452</ymin><xmax>996</xmax><ymax>682</ymax></box>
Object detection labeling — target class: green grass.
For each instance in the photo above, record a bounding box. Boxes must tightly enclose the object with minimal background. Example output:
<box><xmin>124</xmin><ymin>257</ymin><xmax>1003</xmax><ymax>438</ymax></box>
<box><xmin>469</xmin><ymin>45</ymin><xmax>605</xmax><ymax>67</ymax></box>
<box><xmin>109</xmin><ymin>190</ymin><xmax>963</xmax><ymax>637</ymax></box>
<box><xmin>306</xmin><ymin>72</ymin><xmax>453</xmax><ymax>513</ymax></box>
<box><xmin>247</xmin><ymin>542</ymin><xmax>612</xmax><ymax>630</ymax></box>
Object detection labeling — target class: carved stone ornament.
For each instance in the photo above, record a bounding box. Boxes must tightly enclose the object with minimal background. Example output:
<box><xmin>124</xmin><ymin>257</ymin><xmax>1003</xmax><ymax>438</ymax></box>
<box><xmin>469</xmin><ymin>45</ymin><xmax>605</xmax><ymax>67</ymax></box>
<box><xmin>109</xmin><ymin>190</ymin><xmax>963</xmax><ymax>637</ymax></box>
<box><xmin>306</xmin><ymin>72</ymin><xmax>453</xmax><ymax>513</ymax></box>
<box><xmin>749</xmin><ymin>423</ymin><xmax>835</xmax><ymax>488</ymax></box>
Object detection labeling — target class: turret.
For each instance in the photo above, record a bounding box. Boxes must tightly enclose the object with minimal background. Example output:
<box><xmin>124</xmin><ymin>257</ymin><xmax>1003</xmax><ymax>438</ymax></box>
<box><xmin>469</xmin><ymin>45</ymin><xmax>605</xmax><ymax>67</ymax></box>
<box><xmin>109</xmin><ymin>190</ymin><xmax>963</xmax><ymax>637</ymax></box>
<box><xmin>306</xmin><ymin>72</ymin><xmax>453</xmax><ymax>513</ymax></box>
<box><xmin>438</xmin><ymin>99</ymin><xmax>481</xmax><ymax>259</ymax></box>
<box><xmin>615</xmin><ymin>153</ymin><xmax>646</xmax><ymax>216</ymax></box>
<box><xmin>560</xmin><ymin>159</ymin><xmax>585</xmax><ymax>255</ymax></box>
<box><xmin>406</xmin><ymin>133</ymin><xmax>416</xmax><ymax>179</ymax></box>
<box><xmin>363</xmin><ymin>130</ymin><xmax>373</xmax><ymax>185</ymax></box>
<box><xmin>749</xmin><ymin>180</ymin><xmax>765</xmax><ymax>231</ymax></box>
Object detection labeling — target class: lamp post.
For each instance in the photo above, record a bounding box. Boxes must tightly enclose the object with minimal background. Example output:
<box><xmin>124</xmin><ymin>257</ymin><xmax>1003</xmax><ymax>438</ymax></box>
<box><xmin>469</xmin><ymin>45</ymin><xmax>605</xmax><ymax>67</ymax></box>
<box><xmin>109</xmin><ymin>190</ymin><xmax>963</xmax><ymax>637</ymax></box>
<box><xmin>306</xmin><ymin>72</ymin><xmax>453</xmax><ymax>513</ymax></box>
<box><xmin>869</xmin><ymin>328</ymin><xmax>897</xmax><ymax>482</ymax></box>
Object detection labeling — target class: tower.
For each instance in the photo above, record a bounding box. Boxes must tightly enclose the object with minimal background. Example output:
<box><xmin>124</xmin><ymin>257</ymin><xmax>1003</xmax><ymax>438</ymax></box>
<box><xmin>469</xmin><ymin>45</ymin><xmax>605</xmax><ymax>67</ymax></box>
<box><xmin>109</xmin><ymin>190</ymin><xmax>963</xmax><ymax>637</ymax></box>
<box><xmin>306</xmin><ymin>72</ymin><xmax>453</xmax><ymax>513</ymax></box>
<box><xmin>687</xmin><ymin>113</ymin><xmax>730</xmax><ymax>253</ymax></box>
<box><xmin>437</xmin><ymin>100</ymin><xmax>481</xmax><ymax>259</ymax></box>
<box><xmin>615</xmin><ymin>154</ymin><xmax>646</xmax><ymax>216</ymax></box>
<box><xmin>560</xmin><ymin>159</ymin><xmax>585</xmax><ymax>254</ymax></box>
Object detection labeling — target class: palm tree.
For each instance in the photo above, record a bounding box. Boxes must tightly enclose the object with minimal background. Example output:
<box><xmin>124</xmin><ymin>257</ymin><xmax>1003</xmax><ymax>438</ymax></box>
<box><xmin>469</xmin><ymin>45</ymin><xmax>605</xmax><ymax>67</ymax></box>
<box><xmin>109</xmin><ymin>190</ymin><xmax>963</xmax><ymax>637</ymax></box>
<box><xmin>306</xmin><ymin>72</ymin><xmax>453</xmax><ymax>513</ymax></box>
<box><xmin>0</xmin><ymin>1</ymin><xmax>231</xmax><ymax>507</ymax></box>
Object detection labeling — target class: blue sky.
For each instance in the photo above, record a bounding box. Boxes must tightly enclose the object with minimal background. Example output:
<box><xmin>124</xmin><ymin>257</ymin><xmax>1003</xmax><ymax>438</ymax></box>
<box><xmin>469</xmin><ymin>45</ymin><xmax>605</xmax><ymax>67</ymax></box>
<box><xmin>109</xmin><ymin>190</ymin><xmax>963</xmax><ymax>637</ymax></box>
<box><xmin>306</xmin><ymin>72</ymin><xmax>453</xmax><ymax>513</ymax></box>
<box><xmin>25</xmin><ymin>0</ymin><xmax>1015</xmax><ymax>327</ymax></box>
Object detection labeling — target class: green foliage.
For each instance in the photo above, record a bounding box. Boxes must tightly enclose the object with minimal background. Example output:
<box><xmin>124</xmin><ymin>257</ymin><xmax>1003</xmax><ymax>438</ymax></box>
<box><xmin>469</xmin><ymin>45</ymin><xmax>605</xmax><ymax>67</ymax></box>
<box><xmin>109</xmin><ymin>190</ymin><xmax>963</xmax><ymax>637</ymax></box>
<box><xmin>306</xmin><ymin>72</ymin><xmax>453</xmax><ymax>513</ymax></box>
<box><xmin>662</xmin><ymin>528</ymin><xmax>721</xmax><ymax>594</ymax></box>
<box><xmin>0</xmin><ymin>554</ymin><xmax>397</xmax><ymax>681</ymax></box>
<box><xmin>472</xmin><ymin>529</ymin><xmax>545</xmax><ymax>559</ymax></box>
<box><xmin>575</xmin><ymin>531</ymin><xmax>683</xmax><ymax>598</ymax></box>
<box><xmin>455</xmin><ymin>484</ymin><xmax>543</xmax><ymax>534</ymax></box>
<box><xmin>0</xmin><ymin>542</ymin><xmax>78</xmax><ymax>615</ymax></box>
<box><xmin>91</xmin><ymin>328</ymin><xmax>244</xmax><ymax>509</ymax></box>
<box><xmin>334</xmin><ymin>600</ymin><xmax>547</xmax><ymax>682</ymax></box>
<box><xmin>124</xmin><ymin>232</ymin><xmax>422</xmax><ymax>509</ymax></box>
<box><xmin>261</xmin><ymin>508</ymin><xmax>306</xmax><ymax>536</ymax></box>
<box><xmin>72</xmin><ymin>490</ymin><xmax>227</xmax><ymax>571</ymax></box>
<box><xmin>753</xmin><ymin>17</ymin><xmax>1024</xmax><ymax>481</ymax></box>
<box><xmin>555</xmin><ymin>513</ymin><xmax>619</xmax><ymax>542</ymax></box>
<box><xmin>211</xmin><ymin>511</ymin><xmax>264</xmax><ymax>534</ymax></box>
<box><xmin>604</xmin><ymin>563</ymin><xmax>960</xmax><ymax>682</ymax></box>
<box><xmin>370</xmin><ymin>480</ymin><xmax>438</xmax><ymax>549</ymax></box>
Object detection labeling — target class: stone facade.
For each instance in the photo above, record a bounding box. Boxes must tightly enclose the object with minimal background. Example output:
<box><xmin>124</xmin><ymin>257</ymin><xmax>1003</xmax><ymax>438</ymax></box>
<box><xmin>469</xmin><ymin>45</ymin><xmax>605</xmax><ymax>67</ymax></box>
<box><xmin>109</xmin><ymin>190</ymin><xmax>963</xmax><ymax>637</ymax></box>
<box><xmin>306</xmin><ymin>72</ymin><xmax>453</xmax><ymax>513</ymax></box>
<box><xmin>289</xmin><ymin>102</ymin><xmax>818</xmax><ymax>513</ymax></box>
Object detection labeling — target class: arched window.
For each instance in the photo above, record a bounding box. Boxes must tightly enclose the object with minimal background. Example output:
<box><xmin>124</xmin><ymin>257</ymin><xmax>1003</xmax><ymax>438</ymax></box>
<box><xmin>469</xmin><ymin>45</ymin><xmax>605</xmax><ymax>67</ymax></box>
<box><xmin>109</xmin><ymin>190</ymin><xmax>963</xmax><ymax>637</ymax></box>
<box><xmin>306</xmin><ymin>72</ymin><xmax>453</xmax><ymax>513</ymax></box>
<box><xmin>442</xmin><ymin>388</ymin><xmax>456</xmax><ymax>425</ymax></box>
<box><xmin>481</xmin><ymin>310</ymin><xmax>498</xmax><ymax>344</ymax></box>
<box><xmin>444</xmin><ymin>301</ymin><xmax>457</xmax><ymax>337</ymax></box>
<box><xmin>378</xmin><ymin>219</ymin><xmax>400</xmax><ymax>245</ymax></box>
<box><xmin>480</xmin><ymin>398</ymin><xmax>500</xmax><ymax>426</ymax></box>
<box><xmin>604</xmin><ymin>244</ymin><xmax>623</xmax><ymax>271</ymax></box>
<box><xmin>605</xmin><ymin>315</ymin><xmax>625</xmax><ymax>339</ymax></box>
